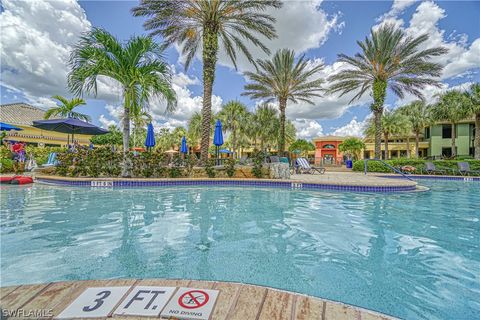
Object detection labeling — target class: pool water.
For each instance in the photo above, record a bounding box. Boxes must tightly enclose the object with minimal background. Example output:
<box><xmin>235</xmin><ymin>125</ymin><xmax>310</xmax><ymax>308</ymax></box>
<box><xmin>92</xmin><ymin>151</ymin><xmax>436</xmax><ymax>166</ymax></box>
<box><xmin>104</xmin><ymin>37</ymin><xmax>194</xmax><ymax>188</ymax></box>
<box><xmin>1</xmin><ymin>181</ymin><xmax>479</xmax><ymax>320</ymax></box>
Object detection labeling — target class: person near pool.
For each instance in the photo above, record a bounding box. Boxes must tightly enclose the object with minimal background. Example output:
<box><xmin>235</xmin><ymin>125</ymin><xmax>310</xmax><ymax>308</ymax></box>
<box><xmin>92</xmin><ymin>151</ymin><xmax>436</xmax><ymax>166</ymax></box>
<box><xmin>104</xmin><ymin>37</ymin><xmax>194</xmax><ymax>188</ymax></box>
<box><xmin>10</xmin><ymin>141</ymin><xmax>26</xmax><ymax>173</ymax></box>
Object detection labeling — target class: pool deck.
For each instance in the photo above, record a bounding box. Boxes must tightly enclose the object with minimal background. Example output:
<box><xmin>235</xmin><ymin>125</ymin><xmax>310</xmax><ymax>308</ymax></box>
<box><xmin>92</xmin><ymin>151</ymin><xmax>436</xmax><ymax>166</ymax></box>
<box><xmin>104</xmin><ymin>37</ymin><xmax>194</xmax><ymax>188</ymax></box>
<box><xmin>0</xmin><ymin>279</ymin><xmax>396</xmax><ymax>320</ymax></box>
<box><xmin>33</xmin><ymin>172</ymin><xmax>418</xmax><ymax>192</ymax></box>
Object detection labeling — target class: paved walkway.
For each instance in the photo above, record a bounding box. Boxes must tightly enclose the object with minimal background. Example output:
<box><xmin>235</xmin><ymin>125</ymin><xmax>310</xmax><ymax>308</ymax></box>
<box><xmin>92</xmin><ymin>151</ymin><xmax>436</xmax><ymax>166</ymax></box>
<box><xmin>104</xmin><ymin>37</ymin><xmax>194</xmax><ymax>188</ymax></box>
<box><xmin>0</xmin><ymin>279</ymin><xmax>396</xmax><ymax>320</ymax></box>
<box><xmin>292</xmin><ymin>171</ymin><xmax>416</xmax><ymax>187</ymax></box>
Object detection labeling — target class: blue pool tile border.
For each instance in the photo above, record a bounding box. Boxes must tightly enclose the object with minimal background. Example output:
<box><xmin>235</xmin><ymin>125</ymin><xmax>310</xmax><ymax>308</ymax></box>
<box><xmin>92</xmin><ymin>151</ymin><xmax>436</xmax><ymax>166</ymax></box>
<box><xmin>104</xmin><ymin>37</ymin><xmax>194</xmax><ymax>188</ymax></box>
<box><xmin>379</xmin><ymin>174</ymin><xmax>480</xmax><ymax>181</ymax></box>
<box><xmin>36</xmin><ymin>178</ymin><xmax>417</xmax><ymax>193</ymax></box>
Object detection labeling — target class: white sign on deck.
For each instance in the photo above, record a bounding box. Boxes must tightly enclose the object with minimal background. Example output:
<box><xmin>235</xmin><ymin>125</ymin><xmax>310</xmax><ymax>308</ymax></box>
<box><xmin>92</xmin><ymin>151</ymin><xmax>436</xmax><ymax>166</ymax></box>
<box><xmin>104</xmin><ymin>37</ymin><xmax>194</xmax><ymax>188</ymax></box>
<box><xmin>56</xmin><ymin>286</ymin><xmax>130</xmax><ymax>319</ymax></box>
<box><xmin>113</xmin><ymin>286</ymin><xmax>175</xmax><ymax>316</ymax></box>
<box><xmin>91</xmin><ymin>180</ymin><xmax>113</xmax><ymax>187</ymax></box>
<box><xmin>160</xmin><ymin>287</ymin><xmax>219</xmax><ymax>320</ymax></box>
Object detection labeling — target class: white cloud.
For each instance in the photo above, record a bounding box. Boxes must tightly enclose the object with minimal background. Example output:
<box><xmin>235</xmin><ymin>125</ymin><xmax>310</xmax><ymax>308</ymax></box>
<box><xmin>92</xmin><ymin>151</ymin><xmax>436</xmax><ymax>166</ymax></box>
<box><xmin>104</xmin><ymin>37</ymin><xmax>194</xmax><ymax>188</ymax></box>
<box><xmin>0</xmin><ymin>0</ymin><xmax>127</xmax><ymax>109</ymax></box>
<box><xmin>330</xmin><ymin>116</ymin><xmax>370</xmax><ymax>137</ymax></box>
<box><xmin>376</xmin><ymin>1</ymin><xmax>480</xmax><ymax>81</ymax></box>
<box><xmin>291</xmin><ymin>119</ymin><xmax>323</xmax><ymax>141</ymax></box>
<box><xmin>177</xmin><ymin>0</ymin><xmax>343</xmax><ymax>73</ymax></box>
<box><xmin>98</xmin><ymin>114</ymin><xmax>117</xmax><ymax>128</ymax></box>
<box><xmin>377</xmin><ymin>0</ymin><xmax>418</xmax><ymax>21</ymax></box>
<box><xmin>286</xmin><ymin>60</ymin><xmax>372</xmax><ymax>120</ymax></box>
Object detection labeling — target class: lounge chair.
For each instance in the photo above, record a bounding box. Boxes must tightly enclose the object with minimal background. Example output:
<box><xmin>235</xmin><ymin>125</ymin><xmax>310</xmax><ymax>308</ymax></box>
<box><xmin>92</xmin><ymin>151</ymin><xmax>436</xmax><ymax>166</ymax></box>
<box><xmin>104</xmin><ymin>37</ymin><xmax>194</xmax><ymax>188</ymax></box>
<box><xmin>423</xmin><ymin>162</ymin><xmax>446</xmax><ymax>175</ymax></box>
<box><xmin>296</xmin><ymin>157</ymin><xmax>325</xmax><ymax>174</ymax></box>
<box><xmin>457</xmin><ymin>162</ymin><xmax>480</xmax><ymax>176</ymax></box>
<box><xmin>41</xmin><ymin>152</ymin><xmax>58</xmax><ymax>167</ymax></box>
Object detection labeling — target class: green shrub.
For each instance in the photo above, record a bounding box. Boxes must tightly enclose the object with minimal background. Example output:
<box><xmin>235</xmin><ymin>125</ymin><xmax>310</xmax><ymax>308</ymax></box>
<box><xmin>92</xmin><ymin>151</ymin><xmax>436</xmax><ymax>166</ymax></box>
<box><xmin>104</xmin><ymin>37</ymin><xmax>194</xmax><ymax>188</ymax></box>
<box><xmin>353</xmin><ymin>158</ymin><xmax>480</xmax><ymax>174</ymax></box>
<box><xmin>204</xmin><ymin>159</ymin><xmax>216</xmax><ymax>178</ymax></box>
<box><xmin>225</xmin><ymin>158</ymin><xmax>236</xmax><ymax>177</ymax></box>
<box><xmin>1</xmin><ymin>158</ymin><xmax>14</xmax><ymax>173</ymax></box>
<box><xmin>252</xmin><ymin>151</ymin><xmax>266</xmax><ymax>178</ymax></box>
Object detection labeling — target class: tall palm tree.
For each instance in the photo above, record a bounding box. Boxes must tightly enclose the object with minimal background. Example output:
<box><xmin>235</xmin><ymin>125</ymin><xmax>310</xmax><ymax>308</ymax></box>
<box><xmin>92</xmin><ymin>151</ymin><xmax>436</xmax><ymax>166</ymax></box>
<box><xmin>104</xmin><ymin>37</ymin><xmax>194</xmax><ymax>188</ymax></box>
<box><xmin>328</xmin><ymin>23</ymin><xmax>447</xmax><ymax>159</ymax></box>
<box><xmin>44</xmin><ymin>95</ymin><xmax>91</xmax><ymax>122</ymax></box>
<box><xmin>132</xmin><ymin>0</ymin><xmax>282</xmax><ymax>162</ymax></box>
<box><xmin>398</xmin><ymin>100</ymin><xmax>431</xmax><ymax>158</ymax></box>
<box><xmin>466</xmin><ymin>83</ymin><xmax>480</xmax><ymax>159</ymax></box>
<box><xmin>68</xmin><ymin>28</ymin><xmax>176</xmax><ymax>176</ymax></box>
<box><xmin>217</xmin><ymin>101</ymin><xmax>248</xmax><ymax>158</ymax></box>
<box><xmin>243</xmin><ymin>49</ymin><xmax>324</xmax><ymax>155</ymax></box>
<box><xmin>430</xmin><ymin>90</ymin><xmax>472</xmax><ymax>158</ymax></box>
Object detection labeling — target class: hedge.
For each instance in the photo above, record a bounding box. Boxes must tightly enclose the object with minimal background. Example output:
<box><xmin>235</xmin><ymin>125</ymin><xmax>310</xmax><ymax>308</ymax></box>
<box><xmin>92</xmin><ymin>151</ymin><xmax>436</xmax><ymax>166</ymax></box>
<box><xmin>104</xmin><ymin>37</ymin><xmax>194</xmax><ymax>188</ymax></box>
<box><xmin>0</xmin><ymin>146</ymin><xmax>66</xmax><ymax>172</ymax></box>
<box><xmin>353</xmin><ymin>158</ymin><xmax>480</xmax><ymax>174</ymax></box>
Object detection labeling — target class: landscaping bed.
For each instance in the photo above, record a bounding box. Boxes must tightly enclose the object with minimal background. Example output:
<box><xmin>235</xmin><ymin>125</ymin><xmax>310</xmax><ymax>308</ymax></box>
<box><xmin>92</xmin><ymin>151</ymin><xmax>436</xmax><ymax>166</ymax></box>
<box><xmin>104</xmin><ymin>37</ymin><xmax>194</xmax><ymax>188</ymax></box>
<box><xmin>353</xmin><ymin>159</ymin><xmax>480</xmax><ymax>175</ymax></box>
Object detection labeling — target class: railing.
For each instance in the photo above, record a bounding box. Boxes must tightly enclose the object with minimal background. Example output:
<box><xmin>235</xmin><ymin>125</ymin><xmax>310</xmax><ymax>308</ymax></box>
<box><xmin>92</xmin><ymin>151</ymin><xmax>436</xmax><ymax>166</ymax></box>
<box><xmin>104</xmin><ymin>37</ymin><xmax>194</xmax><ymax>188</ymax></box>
<box><xmin>363</xmin><ymin>158</ymin><xmax>414</xmax><ymax>181</ymax></box>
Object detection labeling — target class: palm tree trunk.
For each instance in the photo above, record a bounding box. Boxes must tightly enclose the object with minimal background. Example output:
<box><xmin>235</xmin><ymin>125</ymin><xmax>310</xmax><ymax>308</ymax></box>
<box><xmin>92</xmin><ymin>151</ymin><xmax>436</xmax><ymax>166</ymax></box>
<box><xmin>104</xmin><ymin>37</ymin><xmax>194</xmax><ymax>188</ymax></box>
<box><xmin>384</xmin><ymin>133</ymin><xmax>389</xmax><ymax>160</ymax></box>
<box><xmin>374</xmin><ymin>110</ymin><xmax>383</xmax><ymax>159</ymax></box>
<box><xmin>232</xmin><ymin>126</ymin><xmax>237</xmax><ymax>159</ymax></box>
<box><xmin>122</xmin><ymin>103</ymin><xmax>130</xmax><ymax>177</ymax></box>
<box><xmin>200</xmin><ymin>27</ymin><xmax>218</xmax><ymax>163</ymax></box>
<box><xmin>451</xmin><ymin>122</ymin><xmax>456</xmax><ymax>158</ymax></box>
<box><xmin>415</xmin><ymin>132</ymin><xmax>420</xmax><ymax>158</ymax></box>
<box><xmin>475</xmin><ymin>112</ymin><xmax>480</xmax><ymax>160</ymax></box>
<box><xmin>278</xmin><ymin>97</ymin><xmax>287</xmax><ymax>156</ymax></box>
<box><xmin>372</xmin><ymin>80</ymin><xmax>386</xmax><ymax>159</ymax></box>
<box><xmin>406</xmin><ymin>136</ymin><xmax>410</xmax><ymax>158</ymax></box>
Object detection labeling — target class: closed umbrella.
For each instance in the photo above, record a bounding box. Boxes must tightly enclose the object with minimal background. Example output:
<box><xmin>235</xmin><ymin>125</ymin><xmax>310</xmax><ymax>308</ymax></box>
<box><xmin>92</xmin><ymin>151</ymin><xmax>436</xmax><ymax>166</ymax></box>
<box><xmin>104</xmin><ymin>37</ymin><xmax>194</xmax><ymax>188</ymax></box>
<box><xmin>145</xmin><ymin>123</ymin><xmax>156</xmax><ymax>151</ymax></box>
<box><xmin>213</xmin><ymin>120</ymin><xmax>224</xmax><ymax>165</ymax></box>
<box><xmin>180</xmin><ymin>136</ymin><xmax>188</xmax><ymax>154</ymax></box>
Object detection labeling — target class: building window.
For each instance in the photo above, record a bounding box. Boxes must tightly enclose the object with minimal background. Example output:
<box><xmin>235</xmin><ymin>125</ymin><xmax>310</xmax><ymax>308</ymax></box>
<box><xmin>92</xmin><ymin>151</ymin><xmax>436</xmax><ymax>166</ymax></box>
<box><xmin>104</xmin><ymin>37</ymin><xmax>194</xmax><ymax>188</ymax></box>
<box><xmin>442</xmin><ymin>125</ymin><xmax>452</xmax><ymax>139</ymax></box>
<box><xmin>322</xmin><ymin>144</ymin><xmax>335</xmax><ymax>149</ymax></box>
<box><xmin>425</xmin><ymin>127</ymin><xmax>430</xmax><ymax>139</ymax></box>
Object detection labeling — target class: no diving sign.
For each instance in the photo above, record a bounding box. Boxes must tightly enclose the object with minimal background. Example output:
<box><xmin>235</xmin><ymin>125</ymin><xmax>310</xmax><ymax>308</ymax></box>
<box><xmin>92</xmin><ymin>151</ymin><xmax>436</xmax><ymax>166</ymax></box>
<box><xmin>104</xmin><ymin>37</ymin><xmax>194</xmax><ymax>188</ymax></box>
<box><xmin>161</xmin><ymin>287</ymin><xmax>219</xmax><ymax>320</ymax></box>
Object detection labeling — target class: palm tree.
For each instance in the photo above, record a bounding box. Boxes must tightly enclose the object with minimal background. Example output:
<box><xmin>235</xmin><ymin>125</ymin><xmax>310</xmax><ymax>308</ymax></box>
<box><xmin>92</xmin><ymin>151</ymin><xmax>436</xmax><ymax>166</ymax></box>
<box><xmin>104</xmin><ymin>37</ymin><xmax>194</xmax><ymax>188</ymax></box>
<box><xmin>430</xmin><ymin>90</ymin><xmax>472</xmax><ymax>158</ymax></box>
<box><xmin>131</xmin><ymin>111</ymin><xmax>152</xmax><ymax>147</ymax></box>
<box><xmin>68</xmin><ymin>28</ymin><xmax>176</xmax><ymax>176</ymax></box>
<box><xmin>338</xmin><ymin>137</ymin><xmax>365</xmax><ymax>160</ymax></box>
<box><xmin>465</xmin><ymin>83</ymin><xmax>480</xmax><ymax>159</ymax></box>
<box><xmin>253</xmin><ymin>104</ymin><xmax>278</xmax><ymax>151</ymax></box>
<box><xmin>217</xmin><ymin>101</ymin><xmax>248</xmax><ymax>158</ymax></box>
<box><xmin>132</xmin><ymin>0</ymin><xmax>282</xmax><ymax>162</ymax></box>
<box><xmin>328</xmin><ymin>23</ymin><xmax>447</xmax><ymax>159</ymax></box>
<box><xmin>398</xmin><ymin>100</ymin><xmax>431</xmax><ymax>158</ymax></box>
<box><xmin>44</xmin><ymin>95</ymin><xmax>91</xmax><ymax>122</ymax></box>
<box><xmin>365</xmin><ymin>110</ymin><xmax>409</xmax><ymax>159</ymax></box>
<box><xmin>243</xmin><ymin>49</ymin><xmax>324</xmax><ymax>155</ymax></box>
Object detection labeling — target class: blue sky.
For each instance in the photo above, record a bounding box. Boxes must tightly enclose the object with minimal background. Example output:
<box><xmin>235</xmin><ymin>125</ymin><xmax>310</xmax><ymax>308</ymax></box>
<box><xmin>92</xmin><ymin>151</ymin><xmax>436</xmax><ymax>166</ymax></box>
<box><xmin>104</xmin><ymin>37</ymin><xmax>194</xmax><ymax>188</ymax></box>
<box><xmin>1</xmin><ymin>0</ymin><xmax>479</xmax><ymax>139</ymax></box>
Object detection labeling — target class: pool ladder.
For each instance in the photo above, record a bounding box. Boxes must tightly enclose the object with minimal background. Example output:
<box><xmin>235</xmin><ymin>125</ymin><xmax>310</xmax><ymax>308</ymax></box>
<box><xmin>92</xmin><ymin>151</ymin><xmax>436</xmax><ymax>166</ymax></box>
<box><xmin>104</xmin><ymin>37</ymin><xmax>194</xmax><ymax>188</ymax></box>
<box><xmin>363</xmin><ymin>159</ymin><xmax>414</xmax><ymax>181</ymax></box>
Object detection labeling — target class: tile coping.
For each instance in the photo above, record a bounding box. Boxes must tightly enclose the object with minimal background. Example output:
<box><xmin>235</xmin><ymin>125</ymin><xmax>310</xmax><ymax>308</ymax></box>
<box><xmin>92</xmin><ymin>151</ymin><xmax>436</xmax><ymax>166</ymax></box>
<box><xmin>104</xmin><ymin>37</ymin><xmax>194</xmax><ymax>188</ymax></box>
<box><xmin>35</xmin><ymin>175</ymin><xmax>417</xmax><ymax>193</ymax></box>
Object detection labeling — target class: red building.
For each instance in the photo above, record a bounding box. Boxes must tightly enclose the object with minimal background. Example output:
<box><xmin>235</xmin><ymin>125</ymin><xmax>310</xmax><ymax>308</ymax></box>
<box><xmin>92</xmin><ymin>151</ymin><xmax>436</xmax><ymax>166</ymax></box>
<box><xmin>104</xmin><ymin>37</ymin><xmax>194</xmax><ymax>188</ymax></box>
<box><xmin>312</xmin><ymin>136</ymin><xmax>347</xmax><ymax>165</ymax></box>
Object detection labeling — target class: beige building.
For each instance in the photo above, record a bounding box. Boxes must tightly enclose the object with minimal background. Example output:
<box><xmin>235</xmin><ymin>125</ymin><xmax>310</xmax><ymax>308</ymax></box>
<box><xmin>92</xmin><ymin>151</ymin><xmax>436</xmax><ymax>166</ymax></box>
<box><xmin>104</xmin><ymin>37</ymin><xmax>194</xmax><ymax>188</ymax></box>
<box><xmin>0</xmin><ymin>103</ymin><xmax>93</xmax><ymax>147</ymax></box>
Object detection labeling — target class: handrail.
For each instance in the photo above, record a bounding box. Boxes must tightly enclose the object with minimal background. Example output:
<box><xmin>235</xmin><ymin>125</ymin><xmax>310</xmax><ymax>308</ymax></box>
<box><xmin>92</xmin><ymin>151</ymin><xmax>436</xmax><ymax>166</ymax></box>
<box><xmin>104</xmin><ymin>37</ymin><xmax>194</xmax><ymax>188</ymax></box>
<box><xmin>364</xmin><ymin>158</ymin><xmax>414</xmax><ymax>181</ymax></box>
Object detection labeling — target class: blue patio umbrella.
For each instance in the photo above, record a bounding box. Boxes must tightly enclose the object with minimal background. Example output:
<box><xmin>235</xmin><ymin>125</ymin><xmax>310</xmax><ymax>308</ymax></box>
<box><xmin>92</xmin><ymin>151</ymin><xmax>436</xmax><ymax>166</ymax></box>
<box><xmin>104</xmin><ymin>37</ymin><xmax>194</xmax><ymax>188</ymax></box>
<box><xmin>32</xmin><ymin>117</ymin><xmax>108</xmax><ymax>145</ymax></box>
<box><xmin>219</xmin><ymin>149</ymin><xmax>232</xmax><ymax>154</ymax></box>
<box><xmin>213</xmin><ymin>120</ymin><xmax>224</xmax><ymax>147</ymax></box>
<box><xmin>213</xmin><ymin>120</ymin><xmax>224</xmax><ymax>165</ymax></box>
<box><xmin>180</xmin><ymin>136</ymin><xmax>188</xmax><ymax>154</ymax></box>
<box><xmin>145</xmin><ymin>123</ymin><xmax>156</xmax><ymax>150</ymax></box>
<box><xmin>0</xmin><ymin>122</ymin><xmax>22</xmax><ymax>131</ymax></box>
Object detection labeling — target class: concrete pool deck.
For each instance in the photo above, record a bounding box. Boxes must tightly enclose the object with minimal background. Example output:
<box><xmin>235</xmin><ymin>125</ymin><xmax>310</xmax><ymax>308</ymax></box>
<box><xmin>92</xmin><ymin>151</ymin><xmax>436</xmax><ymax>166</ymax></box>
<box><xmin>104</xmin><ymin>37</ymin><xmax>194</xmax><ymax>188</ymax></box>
<box><xmin>0</xmin><ymin>279</ymin><xmax>396</xmax><ymax>320</ymax></box>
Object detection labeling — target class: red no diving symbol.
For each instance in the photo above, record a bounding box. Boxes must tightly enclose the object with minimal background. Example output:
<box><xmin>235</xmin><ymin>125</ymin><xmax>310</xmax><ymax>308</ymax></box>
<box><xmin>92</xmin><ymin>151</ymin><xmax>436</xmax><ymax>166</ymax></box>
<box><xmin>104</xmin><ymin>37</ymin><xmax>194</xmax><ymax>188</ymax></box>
<box><xmin>178</xmin><ymin>290</ymin><xmax>209</xmax><ymax>309</ymax></box>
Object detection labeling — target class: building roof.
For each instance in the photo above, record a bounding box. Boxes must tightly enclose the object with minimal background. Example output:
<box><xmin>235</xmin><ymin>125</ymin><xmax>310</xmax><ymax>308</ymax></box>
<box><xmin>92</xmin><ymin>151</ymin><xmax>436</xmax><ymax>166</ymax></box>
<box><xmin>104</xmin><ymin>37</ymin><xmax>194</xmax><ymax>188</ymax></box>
<box><xmin>312</xmin><ymin>135</ymin><xmax>351</xmax><ymax>142</ymax></box>
<box><xmin>0</xmin><ymin>103</ymin><xmax>46</xmax><ymax>126</ymax></box>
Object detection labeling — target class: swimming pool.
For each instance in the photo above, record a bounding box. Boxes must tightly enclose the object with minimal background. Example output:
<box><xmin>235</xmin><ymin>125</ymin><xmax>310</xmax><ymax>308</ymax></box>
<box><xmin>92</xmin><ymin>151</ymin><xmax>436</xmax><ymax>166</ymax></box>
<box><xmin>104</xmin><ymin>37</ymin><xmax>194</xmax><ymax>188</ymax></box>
<box><xmin>1</xmin><ymin>180</ymin><xmax>479</xmax><ymax>319</ymax></box>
